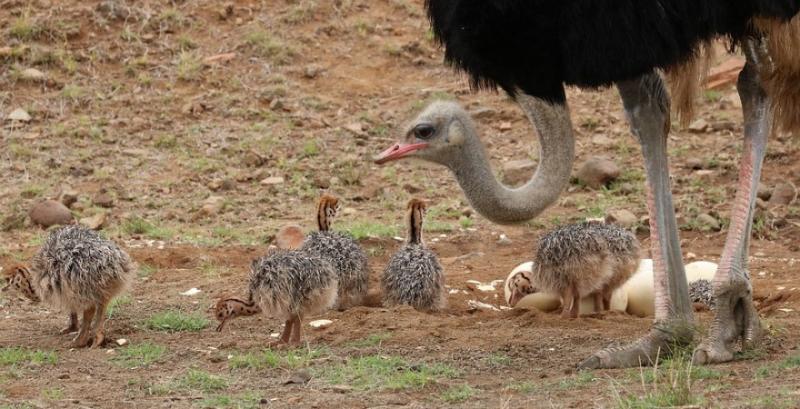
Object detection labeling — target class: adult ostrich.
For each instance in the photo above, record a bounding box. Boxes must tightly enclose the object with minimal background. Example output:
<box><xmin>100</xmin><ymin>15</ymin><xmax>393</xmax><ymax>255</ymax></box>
<box><xmin>374</xmin><ymin>1</ymin><xmax>800</xmax><ymax>368</ymax></box>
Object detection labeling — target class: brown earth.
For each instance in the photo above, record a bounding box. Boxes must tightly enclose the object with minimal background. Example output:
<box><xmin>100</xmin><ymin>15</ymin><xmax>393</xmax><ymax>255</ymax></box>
<box><xmin>1</xmin><ymin>1</ymin><xmax>799</xmax><ymax>408</ymax></box>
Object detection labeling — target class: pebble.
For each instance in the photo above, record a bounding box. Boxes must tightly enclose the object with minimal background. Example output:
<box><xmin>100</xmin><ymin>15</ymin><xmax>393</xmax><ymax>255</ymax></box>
<box><xmin>200</xmin><ymin>195</ymin><xmax>225</xmax><ymax>216</ymax></box>
<box><xmin>7</xmin><ymin>108</ymin><xmax>31</xmax><ymax>122</ymax></box>
<box><xmin>496</xmin><ymin>234</ymin><xmax>512</xmax><ymax>245</ymax></box>
<box><xmin>80</xmin><ymin>212</ymin><xmax>108</xmax><ymax>230</ymax></box>
<box><xmin>688</xmin><ymin>119</ymin><xmax>709</xmax><ymax>133</ymax></box>
<box><xmin>502</xmin><ymin>159</ymin><xmax>537</xmax><ymax>186</ymax></box>
<box><xmin>696</xmin><ymin>213</ymin><xmax>721</xmax><ymax>231</ymax></box>
<box><xmin>605</xmin><ymin>209</ymin><xmax>638</xmax><ymax>229</ymax></box>
<box><xmin>260</xmin><ymin>176</ymin><xmax>284</xmax><ymax>186</ymax></box>
<box><xmin>576</xmin><ymin>157</ymin><xmax>621</xmax><ymax>189</ymax></box>
<box><xmin>116</xmin><ymin>339</ymin><xmax>128</xmax><ymax>346</ymax></box>
<box><xmin>20</xmin><ymin>68</ymin><xmax>46</xmax><ymax>82</ymax></box>
<box><xmin>29</xmin><ymin>200</ymin><xmax>73</xmax><ymax>227</ymax></box>
<box><xmin>769</xmin><ymin>182</ymin><xmax>797</xmax><ymax>206</ymax></box>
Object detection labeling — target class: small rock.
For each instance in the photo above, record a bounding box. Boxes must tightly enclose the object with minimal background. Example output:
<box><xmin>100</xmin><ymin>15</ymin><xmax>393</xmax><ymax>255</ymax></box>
<box><xmin>309</xmin><ymin>319</ymin><xmax>333</xmax><ymax>329</ymax></box>
<box><xmin>769</xmin><ymin>182</ymin><xmax>797</xmax><ymax>206</ymax></box>
<box><xmin>344</xmin><ymin>122</ymin><xmax>367</xmax><ymax>137</ymax></box>
<box><xmin>20</xmin><ymin>68</ymin><xmax>46</xmax><ymax>82</ymax></box>
<box><xmin>243</xmin><ymin>150</ymin><xmax>266</xmax><ymax>167</ymax></box>
<box><xmin>116</xmin><ymin>339</ymin><xmax>128</xmax><ymax>346</ymax></box>
<box><xmin>303</xmin><ymin>65</ymin><xmax>322</xmax><ymax>78</ymax></box>
<box><xmin>330</xmin><ymin>385</ymin><xmax>353</xmax><ymax>393</ymax></box>
<box><xmin>498</xmin><ymin>122</ymin><xmax>512</xmax><ymax>131</ymax></box>
<box><xmin>276</xmin><ymin>225</ymin><xmax>305</xmax><ymax>250</ymax></box>
<box><xmin>60</xmin><ymin>187</ymin><xmax>80</xmax><ymax>208</ymax></box>
<box><xmin>618</xmin><ymin>183</ymin><xmax>635</xmax><ymax>195</ymax></box>
<box><xmin>80</xmin><ymin>212</ymin><xmax>108</xmax><ymax>230</ymax></box>
<box><xmin>284</xmin><ymin>370</ymin><xmax>312</xmax><ymax>385</ymax></box>
<box><xmin>7</xmin><ymin>108</ymin><xmax>32</xmax><ymax>122</ymax></box>
<box><xmin>685</xmin><ymin>158</ymin><xmax>704</xmax><ymax>170</ymax></box>
<box><xmin>502</xmin><ymin>159</ymin><xmax>537</xmax><ymax>186</ymax></box>
<box><xmin>605</xmin><ymin>209</ymin><xmax>637</xmax><ymax>229</ymax></box>
<box><xmin>180</xmin><ymin>288</ymin><xmax>202</xmax><ymax>296</ymax></box>
<box><xmin>402</xmin><ymin>183</ymin><xmax>422</xmax><ymax>194</ymax></box>
<box><xmin>576</xmin><ymin>157</ymin><xmax>621</xmax><ymax>189</ymax></box>
<box><xmin>461</xmin><ymin>207</ymin><xmax>473</xmax><ymax>217</ymax></box>
<box><xmin>29</xmin><ymin>200</ymin><xmax>73</xmax><ymax>227</ymax></box>
<box><xmin>757</xmin><ymin>184</ymin><xmax>773</xmax><ymax>201</ymax></box>
<box><xmin>696</xmin><ymin>213</ymin><xmax>721</xmax><ymax>231</ymax></box>
<box><xmin>260</xmin><ymin>176</ymin><xmax>284</xmax><ymax>186</ymax></box>
<box><xmin>688</xmin><ymin>119</ymin><xmax>709</xmax><ymax>133</ymax></box>
<box><xmin>200</xmin><ymin>195</ymin><xmax>226</xmax><ymax>216</ymax></box>
<box><xmin>269</xmin><ymin>99</ymin><xmax>284</xmax><ymax>110</ymax></box>
<box><xmin>591</xmin><ymin>134</ymin><xmax>614</xmax><ymax>146</ymax></box>
<box><xmin>496</xmin><ymin>234</ymin><xmax>512</xmax><ymax>245</ymax></box>
<box><xmin>93</xmin><ymin>192</ymin><xmax>115</xmax><ymax>208</ymax></box>
<box><xmin>313</xmin><ymin>176</ymin><xmax>330</xmax><ymax>189</ymax></box>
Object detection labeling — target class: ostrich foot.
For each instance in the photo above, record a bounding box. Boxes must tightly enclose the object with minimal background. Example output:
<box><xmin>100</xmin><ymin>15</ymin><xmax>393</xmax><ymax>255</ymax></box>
<box><xmin>60</xmin><ymin>313</ymin><xmax>79</xmax><ymax>334</ymax></box>
<box><xmin>89</xmin><ymin>331</ymin><xmax>105</xmax><ymax>349</ymax></box>
<box><xmin>70</xmin><ymin>333</ymin><xmax>92</xmax><ymax>348</ymax></box>
<box><xmin>693</xmin><ymin>277</ymin><xmax>761</xmax><ymax>365</ymax></box>
<box><xmin>578</xmin><ymin>320</ymin><xmax>694</xmax><ymax>369</ymax></box>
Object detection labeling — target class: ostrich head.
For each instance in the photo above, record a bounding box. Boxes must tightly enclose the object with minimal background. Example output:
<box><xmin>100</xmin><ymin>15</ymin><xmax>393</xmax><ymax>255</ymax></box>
<box><xmin>211</xmin><ymin>296</ymin><xmax>262</xmax><ymax>332</ymax></box>
<box><xmin>2</xmin><ymin>264</ymin><xmax>40</xmax><ymax>303</ymax></box>
<box><xmin>507</xmin><ymin>270</ymin><xmax>537</xmax><ymax>307</ymax></box>
<box><xmin>374</xmin><ymin>101</ymin><xmax>472</xmax><ymax>167</ymax></box>
<box><xmin>317</xmin><ymin>194</ymin><xmax>341</xmax><ymax>232</ymax></box>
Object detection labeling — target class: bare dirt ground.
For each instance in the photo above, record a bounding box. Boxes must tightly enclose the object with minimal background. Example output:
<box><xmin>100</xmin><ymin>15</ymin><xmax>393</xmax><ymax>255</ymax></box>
<box><xmin>1</xmin><ymin>1</ymin><xmax>799</xmax><ymax>408</ymax></box>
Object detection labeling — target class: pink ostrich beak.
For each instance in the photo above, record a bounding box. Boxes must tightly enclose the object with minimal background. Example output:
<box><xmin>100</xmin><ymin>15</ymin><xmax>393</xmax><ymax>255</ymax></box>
<box><xmin>373</xmin><ymin>142</ymin><xmax>429</xmax><ymax>164</ymax></box>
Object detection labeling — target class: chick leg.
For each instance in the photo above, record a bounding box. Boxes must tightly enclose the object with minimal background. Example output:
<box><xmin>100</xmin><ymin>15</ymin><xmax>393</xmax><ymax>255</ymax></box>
<box><xmin>60</xmin><ymin>312</ymin><xmax>78</xmax><ymax>334</ymax></box>
<box><xmin>71</xmin><ymin>306</ymin><xmax>96</xmax><ymax>348</ymax></box>
<box><xmin>90</xmin><ymin>301</ymin><xmax>109</xmax><ymax>348</ymax></box>
<box><xmin>593</xmin><ymin>292</ymin><xmax>604</xmax><ymax>313</ymax></box>
<box><xmin>560</xmin><ymin>287</ymin><xmax>575</xmax><ymax>318</ymax></box>
<box><xmin>288</xmin><ymin>314</ymin><xmax>302</xmax><ymax>346</ymax></box>
<box><xmin>268</xmin><ymin>319</ymin><xmax>293</xmax><ymax>348</ymax></box>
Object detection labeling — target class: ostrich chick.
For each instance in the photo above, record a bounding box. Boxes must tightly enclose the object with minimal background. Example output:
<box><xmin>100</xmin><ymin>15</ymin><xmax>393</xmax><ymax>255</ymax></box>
<box><xmin>2</xmin><ymin>225</ymin><xmax>134</xmax><ymax>348</ymax></box>
<box><xmin>382</xmin><ymin>199</ymin><xmax>446</xmax><ymax>312</ymax></box>
<box><xmin>300</xmin><ymin>194</ymin><xmax>369</xmax><ymax>310</ymax></box>
<box><xmin>508</xmin><ymin>222</ymin><xmax>639</xmax><ymax>318</ymax></box>
<box><xmin>213</xmin><ymin>250</ymin><xmax>338</xmax><ymax>346</ymax></box>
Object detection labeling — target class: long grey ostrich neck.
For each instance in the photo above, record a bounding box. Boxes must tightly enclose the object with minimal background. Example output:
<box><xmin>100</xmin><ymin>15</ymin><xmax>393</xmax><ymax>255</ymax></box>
<box><xmin>452</xmin><ymin>94</ymin><xmax>575</xmax><ymax>224</ymax></box>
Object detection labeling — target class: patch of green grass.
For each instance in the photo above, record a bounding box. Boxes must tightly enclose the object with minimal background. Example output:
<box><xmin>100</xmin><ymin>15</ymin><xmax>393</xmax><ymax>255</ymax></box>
<box><xmin>485</xmin><ymin>352</ymin><xmax>512</xmax><ymax>367</ymax></box>
<box><xmin>244</xmin><ymin>30</ymin><xmax>293</xmax><ymax>64</ymax></box>
<box><xmin>60</xmin><ymin>84</ymin><xmax>85</xmax><ymax>102</ymax></box>
<box><xmin>506</xmin><ymin>381</ymin><xmax>538</xmax><ymax>394</ymax></box>
<box><xmin>145</xmin><ymin>310</ymin><xmax>208</xmax><ymax>332</ymax></box>
<box><xmin>121</xmin><ymin>217</ymin><xmax>174</xmax><ymax>240</ymax></box>
<box><xmin>459</xmin><ymin>217</ymin><xmax>474</xmax><ymax>229</ymax></box>
<box><xmin>9</xmin><ymin>14</ymin><xmax>42</xmax><ymax>40</ymax></box>
<box><xmin>229</xmin><ymin>348</ymin><xmax>326</xmax><ymax>370</ymax></box>
<box><xmin>107</xmin><ymin>295</ymin><xmax>132</xmax><ymax>318</ymax></box>
<box><xmin>138</xmin><ymin>264</ymin><xmax>156</xmax><ymax>278</ymax></box>
<box><xmin>440</xmin><ymin>384</ymin><xmax>477</xmax><ymax>403</ymax></box>
<box><xmin>199</xmin><ymin>393</ymin><xmax>260</xmax><ymax>409</ymax></box>
<box><xmin>317</xmin><ymin>355</ymin><xmax>459</xmax><ymax>391</ymax></box>
<box><xmin>112</xmin><ymin>342</ymin><xmax>166</xmax><ymax>368</ymax></box>
<box><xmin>302</xmin><ymin>139</ymin><xmax>320</xmax><ymax>157</ymax></box>
<box><xmin>42</xmin><ymin>388</ymin><xmax>64</xmax><ymax>400</ymax></box>
<box><xmin>615</xmin><ymin>351</ymin><xmax>704</xmax><ymax>409</ymax></box>
<box><xmin>347</xmin><ymin>333</ymin><xmax>392</xmax><ymax>348</ymax></box>
<box><xmin>181</xmin><ymin>369</ymin><xmax>228</xmax><ymax>392</ymax></box>
<box><xmin>176</xmin><ymin>51</ymin><xmax>203</xmax><ymax>81</ymax></box>
<box><xmin>338</xmin><ymin>222</ymin><xmax>398</xmax><ymax>240</ymax></box>
<box><xmin>755</xmin><ymin>353</ymin><xmax>800</xmax><ymax>379</ymax></box>
<box><xmin>557</xmin><ymin>370</ymin><xmax>595</xmax><ymax>389</ymax></box>
<box><xmin>425</xmin><ymin>221</ymin><xmax>455</xmax><ymax>233</ymax></box>
<box><xmin>0</xmin><ymin>347</ymin><xmax>57</xmax><ymax>367</ymax></box>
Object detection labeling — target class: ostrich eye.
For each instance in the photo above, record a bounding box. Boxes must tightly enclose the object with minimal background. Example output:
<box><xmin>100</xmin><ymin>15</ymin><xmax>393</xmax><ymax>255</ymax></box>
<box><xmin>413</xmin><ymin>124</ymin><xmax>436</xmax><ymax>140</ymax></box>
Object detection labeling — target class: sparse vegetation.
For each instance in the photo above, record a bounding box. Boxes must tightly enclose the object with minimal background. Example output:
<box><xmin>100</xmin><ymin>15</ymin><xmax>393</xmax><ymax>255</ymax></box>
<box><xmin>145</xmin><ymin>310</ymin><xmax>209</xmax><ymax>332</ymax></box>
<box><xmin>0</xmin><ymin>348</ymin><xmax>57</xmax><ymax>367</ymax></box>
<box><xmin>229</xmin><ymin>348</ymin><xmax>327</xmax><ymax>370</ymax></box>
<box><xmin>440</xmin><ymin>384</ymin><xmax>477</xmax><ymax>403</ymax></box>
<box><xmin>112</xmin><ymin>343</ymin><xmax>166</xmax><ymax>368</ymax></box>
<box><xmin>317</xmin><ymin>355</ymin><xmax>459</xmax><ymax>391</ymax></box>
<box><xmin>339</xmin><ymin>221</ymin><xmax>399</xmax><ymax>240</ymax></box>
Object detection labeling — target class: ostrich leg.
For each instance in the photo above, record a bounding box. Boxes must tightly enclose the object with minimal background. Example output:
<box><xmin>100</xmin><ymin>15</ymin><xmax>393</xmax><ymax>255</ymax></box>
<box><xmin>580</xmin><ymin>73</ymin><xmax>694</xmax><ymax>369</ymax></box>
<box><xmin>693</xmin><ymin>38</ymin><xmax>769</xmax><ymax>365</ymax></box>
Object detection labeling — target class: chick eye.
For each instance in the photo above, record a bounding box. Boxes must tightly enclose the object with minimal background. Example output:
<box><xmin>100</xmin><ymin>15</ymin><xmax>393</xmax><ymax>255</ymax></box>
<box><xmin>413</xmin><ymin>124</ymin><xmax>436</xmax><ymax>140</ymax></box>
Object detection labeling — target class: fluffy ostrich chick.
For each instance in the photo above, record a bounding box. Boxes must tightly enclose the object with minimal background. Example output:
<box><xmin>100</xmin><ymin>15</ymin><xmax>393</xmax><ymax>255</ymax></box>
<box><xmin>300</xmin><ymin>194</ymin><xmax>369</xmax><ymax>310</ymax></box>
<box><xmin>2</xmin><ymin>225</ymin><xmax>135</xmax><ymax>348</ymax></box>
<box><xmin>382</xmin><ymin>199</ymin><xmax>446</xmax><ymax>312</ymax></box>
<box><xmin>508</xmin><ymin>222</ymin><xmax>640</xmax><ymax>318</ymax></box>
<box><xmin>213</xmin><ymin>250</ymin><xmax>338</xmax><ymax>346</ymax></box>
